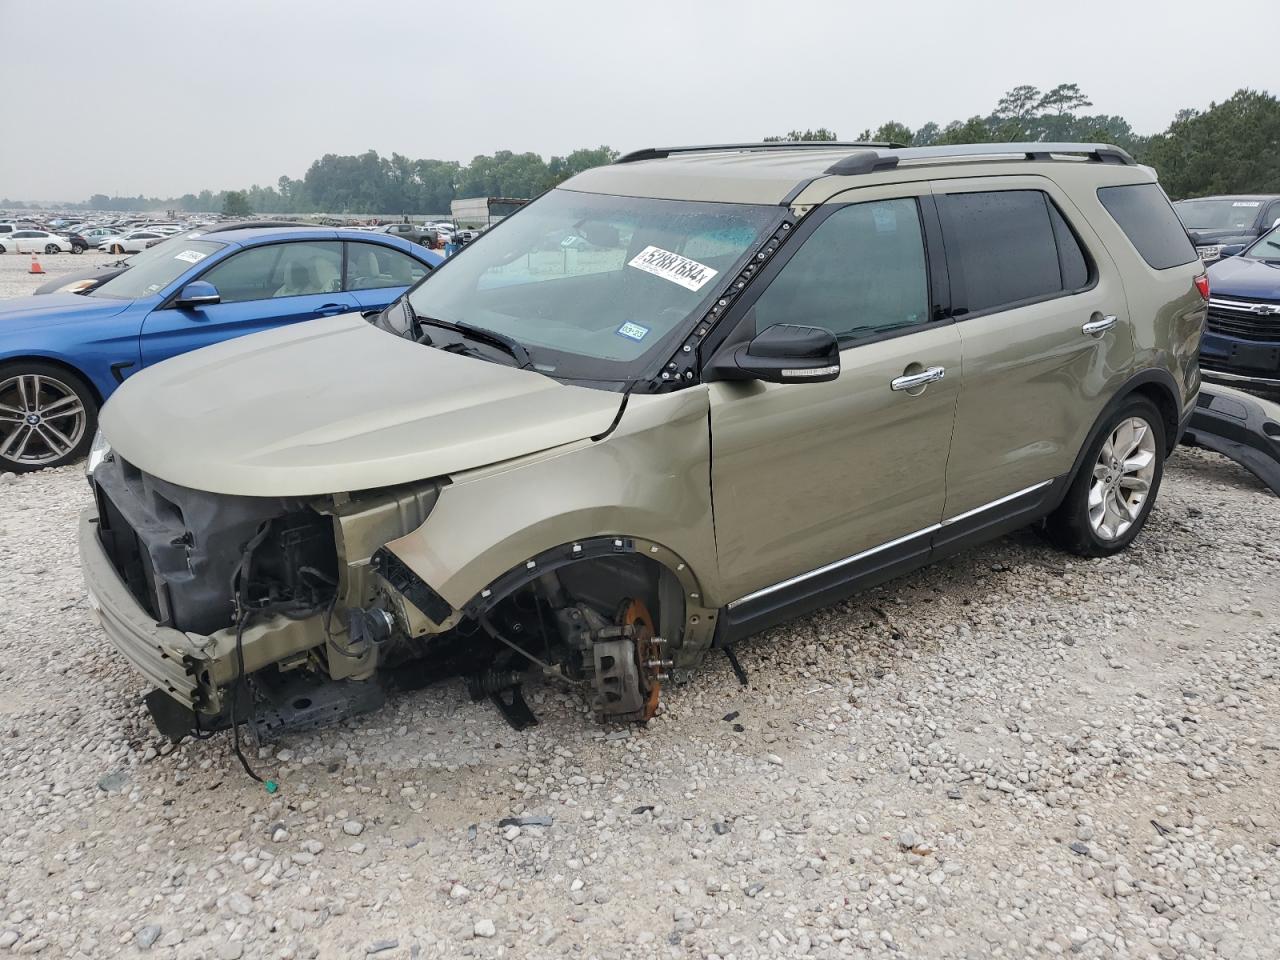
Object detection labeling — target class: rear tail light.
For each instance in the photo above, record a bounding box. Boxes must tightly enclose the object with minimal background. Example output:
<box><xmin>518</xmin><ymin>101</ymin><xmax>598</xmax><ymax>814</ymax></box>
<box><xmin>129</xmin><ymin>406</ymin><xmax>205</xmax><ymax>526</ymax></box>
<box><xmin>1194</xmin><ymin>274</ymin><xmax>1210</xmax><ymax>300</ymax></box>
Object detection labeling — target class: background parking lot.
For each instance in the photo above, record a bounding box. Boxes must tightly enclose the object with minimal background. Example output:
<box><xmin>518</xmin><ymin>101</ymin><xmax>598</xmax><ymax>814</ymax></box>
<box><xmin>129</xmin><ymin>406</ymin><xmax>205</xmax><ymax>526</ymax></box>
<box><xmin>1</xmin><ymin>253</ymin><xmax>1278</xmax><ymax>960</ymax></box>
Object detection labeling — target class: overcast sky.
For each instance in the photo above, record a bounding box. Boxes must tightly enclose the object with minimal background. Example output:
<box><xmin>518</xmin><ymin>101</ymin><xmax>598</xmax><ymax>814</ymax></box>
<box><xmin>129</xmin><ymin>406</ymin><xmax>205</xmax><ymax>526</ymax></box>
<box><xmin>0</xmin><ymin>0</ymin><xmax>1269</xmax><ymax>201</ymax></box>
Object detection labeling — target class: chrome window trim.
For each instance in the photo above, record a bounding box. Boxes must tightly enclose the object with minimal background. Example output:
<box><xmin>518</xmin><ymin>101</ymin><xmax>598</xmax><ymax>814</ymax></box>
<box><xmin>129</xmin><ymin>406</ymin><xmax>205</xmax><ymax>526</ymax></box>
<box><xmin>726</xmin><ymin>479</ymin><xmax>1053</xmax><ymax>610</ymax></box>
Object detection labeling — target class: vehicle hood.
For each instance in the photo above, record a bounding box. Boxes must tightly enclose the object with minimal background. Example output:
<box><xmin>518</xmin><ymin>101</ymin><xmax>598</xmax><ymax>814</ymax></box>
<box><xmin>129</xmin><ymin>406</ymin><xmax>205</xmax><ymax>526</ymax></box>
<box><xmin>1207</xmin><ymin>255</ymin><xmax>1280</xmax><ymax>300</ymax></box>
<box><xmin>0</xmin><ymin>292</ymin><xmax>133</xmax><ymax>333</ymax></box>
<box><xmin>1186</xmin><ymin>227</ymin><xmax>1256</xmax><ymax>246</ymax></box>
<box><xmin>100</xmin><ymin>312</ymin><xmax>625</xmax><ymax>497</ymax></box>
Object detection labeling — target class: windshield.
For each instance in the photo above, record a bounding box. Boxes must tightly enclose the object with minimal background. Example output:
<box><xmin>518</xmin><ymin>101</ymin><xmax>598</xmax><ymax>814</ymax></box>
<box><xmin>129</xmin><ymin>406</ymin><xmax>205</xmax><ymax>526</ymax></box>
<box><xmin>1245</xmin><ymin>224</ymin><xmax>1280</xmax><ymax>260</ymax></box>
<box><xmin>90</xmin><ymin>239</ymin><xmax>226</xmax><ymax>300</ymax></box>
<box><xmin>1175</xmin><ymin>199</ymin><xmax>1262</xmax><ymax>231</ymax></box>
<box><xmin>404</xmin><ymin>188</ymin><xmax>783</xmax><ymax>381</ymax></box>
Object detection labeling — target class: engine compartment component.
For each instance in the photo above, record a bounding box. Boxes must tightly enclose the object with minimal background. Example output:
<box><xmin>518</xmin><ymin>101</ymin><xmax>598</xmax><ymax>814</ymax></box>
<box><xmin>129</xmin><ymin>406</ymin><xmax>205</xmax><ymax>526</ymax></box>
<box><xmin>88</xmin><ymin>455</ymin><xmax>693</xmax><ymax>741</ymax></box>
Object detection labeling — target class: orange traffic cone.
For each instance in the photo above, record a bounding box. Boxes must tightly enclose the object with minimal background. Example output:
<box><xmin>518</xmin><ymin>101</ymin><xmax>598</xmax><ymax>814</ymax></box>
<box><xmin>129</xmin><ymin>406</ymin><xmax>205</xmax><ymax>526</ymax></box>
<box><xmin>29</xmin><ymin>254</ymin><xmax>44</xmax><ymax>275</ymax></box>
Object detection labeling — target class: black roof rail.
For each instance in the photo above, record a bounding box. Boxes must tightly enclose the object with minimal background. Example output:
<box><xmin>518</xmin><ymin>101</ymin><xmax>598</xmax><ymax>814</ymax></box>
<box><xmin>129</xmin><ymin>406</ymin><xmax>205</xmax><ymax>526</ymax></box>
<box><xmin>823</xmin><ymin>142</ymin><xmax>1136</xmax><ymax>176</ymax></box>
<box><xmin>616</xmin><ymin>141</ymin><xmax>908</xmax><ymax>164</ymax></box>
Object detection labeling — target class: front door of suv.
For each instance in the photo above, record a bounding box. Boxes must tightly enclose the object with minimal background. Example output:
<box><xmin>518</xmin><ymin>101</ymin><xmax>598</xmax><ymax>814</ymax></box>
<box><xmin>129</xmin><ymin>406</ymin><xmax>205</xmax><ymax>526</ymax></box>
<box><xmin>930</xmin><ymin>178</ymin><xmax>1133</xmax><ymax>531</ymax></box>
<box><xmin>708</xmin><ymin>187</ymin><xmax>961</xmax><ymax>607</ymax></box>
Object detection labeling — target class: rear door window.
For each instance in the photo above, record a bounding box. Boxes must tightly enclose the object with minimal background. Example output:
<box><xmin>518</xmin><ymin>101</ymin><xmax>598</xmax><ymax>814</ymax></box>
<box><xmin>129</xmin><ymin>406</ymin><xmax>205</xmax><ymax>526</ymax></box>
<box><xmin>937</xmin><ymin>190</ymin><xmax>1089</xmax><ymax>315</ymax></box>
<box><xmin>1097</xmin><ymin>183</ymin><xmax>1198</xmax><ymax>270</ymax></box>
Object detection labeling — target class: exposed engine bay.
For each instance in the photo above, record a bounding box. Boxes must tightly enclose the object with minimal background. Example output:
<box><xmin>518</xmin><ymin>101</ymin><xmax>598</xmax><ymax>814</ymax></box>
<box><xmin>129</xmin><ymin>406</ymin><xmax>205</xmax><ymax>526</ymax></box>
<box><xmin>89</xmin><ymin>455</ymin><xmax>682</xmax><ymax>741</ymax></box>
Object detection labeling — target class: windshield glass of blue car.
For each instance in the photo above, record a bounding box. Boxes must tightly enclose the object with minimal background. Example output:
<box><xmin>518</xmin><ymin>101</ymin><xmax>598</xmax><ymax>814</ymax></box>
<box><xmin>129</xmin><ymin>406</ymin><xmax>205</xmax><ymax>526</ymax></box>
<box><xmin>1175</xmin><ymin>199</ymin><xmax>1261</xmax><ymax>231</ymax></box>
<box><xmin>401</xmin><ymin>189</ymin><xmax>784</xmax><ymax>382</ymax></box>
<box><xmin>89</xmin><ymin>239</ymin><xmax>227</xmax><ymax>300</ymax></box>
<box><xmin>1245</xmin><ymin>224</ymin><xmax>1280</xmax><ymax>260</ymax></box>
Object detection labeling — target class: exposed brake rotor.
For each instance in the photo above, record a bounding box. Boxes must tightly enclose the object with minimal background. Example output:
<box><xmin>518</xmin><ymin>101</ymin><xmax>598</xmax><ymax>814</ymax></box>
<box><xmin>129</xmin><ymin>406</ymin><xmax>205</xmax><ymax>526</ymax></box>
<box><xmin>617</xmin><ymin>597</ymin><xmax>666</xmax><ymax>723</ymax></box>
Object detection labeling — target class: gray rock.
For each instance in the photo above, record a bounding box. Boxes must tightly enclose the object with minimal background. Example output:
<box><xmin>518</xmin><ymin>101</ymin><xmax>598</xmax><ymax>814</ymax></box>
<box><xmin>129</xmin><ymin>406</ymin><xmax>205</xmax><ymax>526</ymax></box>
<box><xmin>474</xmin><ymin>919</ymin><xmax>496</xmax><ymax>938</ymax></box>
<box><xmin>135</xmin><ymin>925</ymin><xmax>162</xmax><ymax>950</ymax></box>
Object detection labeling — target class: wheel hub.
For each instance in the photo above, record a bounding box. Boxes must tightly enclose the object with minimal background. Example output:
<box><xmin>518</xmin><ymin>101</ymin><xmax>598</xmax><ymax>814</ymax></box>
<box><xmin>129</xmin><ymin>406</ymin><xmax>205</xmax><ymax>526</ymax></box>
<box><xmin>1088</xmin><ymin>416</ymin><xmax>1157</xmax><ymax>541</ymax></box>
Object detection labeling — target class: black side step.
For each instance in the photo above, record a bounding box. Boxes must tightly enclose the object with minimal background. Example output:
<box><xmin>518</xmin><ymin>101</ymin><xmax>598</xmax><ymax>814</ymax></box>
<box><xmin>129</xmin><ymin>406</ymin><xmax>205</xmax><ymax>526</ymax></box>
<box><xmin>1181</xmin><ymin>384</ymin><xmax>1280</xmax><ymax>496</ymax></box>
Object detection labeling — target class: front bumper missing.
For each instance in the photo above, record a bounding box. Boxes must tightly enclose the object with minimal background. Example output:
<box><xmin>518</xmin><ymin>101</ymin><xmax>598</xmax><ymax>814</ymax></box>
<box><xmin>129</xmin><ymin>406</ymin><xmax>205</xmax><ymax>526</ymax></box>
<box><xmin>1181</xmin><ymin>384</ymin><xmax>1280</xmax><ymax>496</ymax></box>
<box><xmin>79</xmin><ymin>508</ymin><xmax>328</xmax><ymax>715</ymax></box>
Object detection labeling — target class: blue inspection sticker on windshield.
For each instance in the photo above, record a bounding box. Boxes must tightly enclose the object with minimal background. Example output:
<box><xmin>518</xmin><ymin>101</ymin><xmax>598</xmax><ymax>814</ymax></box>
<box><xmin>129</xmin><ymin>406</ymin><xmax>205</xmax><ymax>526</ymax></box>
<box><xmin>617</xmin><ymin>321</ymin><xmax>650</xmax><ymax>342</ymax></box>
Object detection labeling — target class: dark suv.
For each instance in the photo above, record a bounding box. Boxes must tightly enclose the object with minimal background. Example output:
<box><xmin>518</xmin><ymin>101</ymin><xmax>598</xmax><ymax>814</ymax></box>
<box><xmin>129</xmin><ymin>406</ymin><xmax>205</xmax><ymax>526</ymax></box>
<box><xmin>1175</xmin><ymin>195</ymin><xmax>1280</xmax><ymax>265</ymax></box>
<box><xmin>1201</xmin><ymin>221</ymin><xmax>1280</xmax><ymax>391</ymax></box>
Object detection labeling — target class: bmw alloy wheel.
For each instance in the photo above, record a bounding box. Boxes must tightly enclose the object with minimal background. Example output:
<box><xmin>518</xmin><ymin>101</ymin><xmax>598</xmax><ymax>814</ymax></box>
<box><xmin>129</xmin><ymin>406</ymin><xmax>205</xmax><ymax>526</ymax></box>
<box><xmin>0</xmin><ymin>373</ymin><xmax>89</xmax><ymax>467</ymax></box>
<box><xmin>1088</xmin><ymin>416</ymin><xmax>1157</xmax><ymax>540</ymax></box>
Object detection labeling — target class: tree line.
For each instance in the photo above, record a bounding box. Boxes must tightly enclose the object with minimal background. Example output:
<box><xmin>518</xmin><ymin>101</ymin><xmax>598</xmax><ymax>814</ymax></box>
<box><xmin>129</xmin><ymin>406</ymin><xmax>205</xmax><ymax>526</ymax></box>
<box><xmin>769</xmin><ymin>86</ymin><xmax>1279</xmax><ymax>201</ymax></box>
<box><xmin>4</xmin><ymin>86</ymin><xmax>1274</xmax><ymax>215</ymax></box>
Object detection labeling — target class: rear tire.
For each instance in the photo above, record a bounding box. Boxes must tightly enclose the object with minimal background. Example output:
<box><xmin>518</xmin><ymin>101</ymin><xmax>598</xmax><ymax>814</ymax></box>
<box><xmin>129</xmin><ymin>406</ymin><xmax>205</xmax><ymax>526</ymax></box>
<box><xmin>1044</xmin><ymin>396</ymin><xmax>1165</xmax><ymax>558</ymax></box>
<box><xmin>71</xmin><ymin>243</ymin><xmax>85</xmax><ymax>254</ymax></box>
<box><xmin>0</xmin><ymin>361</ymin><xmax>99</xmax><ymax>473</ymax></box>
<box><xmin>44</xmin><ymin>243</ymin><xmax>59</xmax><ymax>255</ymax></box>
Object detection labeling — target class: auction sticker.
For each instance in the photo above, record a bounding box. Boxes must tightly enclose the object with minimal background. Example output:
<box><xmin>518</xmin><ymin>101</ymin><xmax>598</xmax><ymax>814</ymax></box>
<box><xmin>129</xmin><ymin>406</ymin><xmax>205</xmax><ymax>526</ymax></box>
<box><xmin>627</xmin><ymin>245</ymin><xmax>718</xmax><ymax>292</ymax></box>
<box><xmin>174</xmin><ymin>249</ymin><xmax>207</xmax><ymax>264</ymax></box>
<box><xmin>1232</xmin><ymin>201</ymin><xmax>1261</xmax><ymax>207</ymax></box>
<box><xmin>616</xmin><ymin>321</ymin><xmax>650</xmax><ymax>342</ymax></box>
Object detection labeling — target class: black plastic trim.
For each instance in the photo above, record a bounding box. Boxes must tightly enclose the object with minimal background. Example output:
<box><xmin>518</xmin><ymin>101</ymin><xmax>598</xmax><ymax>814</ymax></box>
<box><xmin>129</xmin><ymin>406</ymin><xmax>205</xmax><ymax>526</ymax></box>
<box><xmin>1181</xmin><ymin>384</ymin><xmax>1280</xmax><ymax>496</ymax></box>
<box><xmin>615</xmin><ymin>142</ymin><xmax>905</xmax><ymax>164</ymax></box>
<box><xmin>464</xmin><ymin>536</ymin><xmax>638</xmax><ymax>616</ymax></box>
<box><xmin>373</xmin><ymin>547</ymin><xmax>454</xmax><ymax>623</ymax></box>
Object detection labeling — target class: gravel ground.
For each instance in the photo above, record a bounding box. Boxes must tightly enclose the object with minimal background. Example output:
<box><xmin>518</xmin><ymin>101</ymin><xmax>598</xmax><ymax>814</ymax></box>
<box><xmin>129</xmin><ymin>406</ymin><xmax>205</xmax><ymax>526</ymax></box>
<box><xmin>0</xmin><ymin>247</ymin><xmax>118</xmax><ymax>298</ymax></box>
<box><xmin>1</xmin><ymin>256</ymin><xmax>1280</xmax><ymax>959</ymax></box>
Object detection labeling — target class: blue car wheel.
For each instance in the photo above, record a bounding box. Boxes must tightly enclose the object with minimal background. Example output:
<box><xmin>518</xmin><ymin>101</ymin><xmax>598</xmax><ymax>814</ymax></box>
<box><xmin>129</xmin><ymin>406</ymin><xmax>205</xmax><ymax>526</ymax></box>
<box><xmin>0</xmin><ymin>361</ymin><xmax>98</xmax><ymax>472</ymax></box>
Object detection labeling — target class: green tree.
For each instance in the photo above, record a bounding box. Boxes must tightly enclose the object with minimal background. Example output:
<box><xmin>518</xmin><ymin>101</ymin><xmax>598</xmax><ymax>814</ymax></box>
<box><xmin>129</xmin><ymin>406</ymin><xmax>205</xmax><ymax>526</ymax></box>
<box><xmin>763</xmin><ymin>128</ymin><xmax>838</xmax><ymax>142</ymax></box>
<box><xmin>856</xmin><ymin>122</ymin><xmax>914</xmax><ymax>145</ymax></box>
<box><xmin>1141</xmin><ymin>89</ymin><xmax>1280</xmax><ymax>197</ymax></box>
<box><xmin>222</xmin><ymin>190</ymin><xmax>252</xmax><ymax>217</ymax></box>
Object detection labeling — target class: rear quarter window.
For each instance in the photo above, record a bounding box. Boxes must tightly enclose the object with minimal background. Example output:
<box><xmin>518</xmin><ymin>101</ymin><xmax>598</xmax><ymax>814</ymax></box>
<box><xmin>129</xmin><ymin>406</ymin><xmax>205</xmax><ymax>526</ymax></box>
<box><xmin>1097</xmin><ymin>183</ymin><xmax>1197</xmax><ymax>270</ymax></box>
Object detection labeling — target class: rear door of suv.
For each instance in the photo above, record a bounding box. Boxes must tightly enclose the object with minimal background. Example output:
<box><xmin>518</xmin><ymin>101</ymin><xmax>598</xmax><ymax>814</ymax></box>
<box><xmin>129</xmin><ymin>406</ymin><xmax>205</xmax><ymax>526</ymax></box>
<box><xmin>930</xmin><ymin>176</ymin><xmax>1133</xmax><ymax>542</ymax></box>
<box><xmin>707</xmin><ymin>183</ymin><xmax>962</xmax><ymax>611</ymax></box>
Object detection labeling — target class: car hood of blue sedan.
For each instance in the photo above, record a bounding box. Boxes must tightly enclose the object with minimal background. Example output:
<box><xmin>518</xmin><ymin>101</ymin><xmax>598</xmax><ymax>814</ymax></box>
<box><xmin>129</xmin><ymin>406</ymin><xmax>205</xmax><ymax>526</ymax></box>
<box><xmin>0</xmin><ymin>292</ymin><xmax>133</xmax><ymax>335</ymax></box>
<box><xmin>1207</xmin><ymin>255</ymin><xmax>1280</xmax><ymax>300</ymax></box>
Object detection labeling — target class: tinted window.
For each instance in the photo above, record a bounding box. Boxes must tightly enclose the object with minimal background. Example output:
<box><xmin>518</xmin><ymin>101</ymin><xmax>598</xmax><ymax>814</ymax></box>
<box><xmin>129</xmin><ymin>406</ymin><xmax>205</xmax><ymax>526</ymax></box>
<box><xmin>753</xmin><ymin>198</ymin><xmax>929</xmax><ymax>342</ymax></box>
<box><xmin>1048</xmin><ymin>203</ymin><xmax>1090</xmax><ymax>290</ymax></box>
<box><xmin>1098</xmin><ymin>183</ymin><xmax>1197</xmax><ymax>270</ymax></box>
<box><xmin>940</xmin><ymin>191</ymin><xmax>1069</xmax><ymax>314</ymax></box>
<box><xmin>202</xmin><ymin>241</ymin><xmax>342</xmax><ymax>303</ymax></box>
<box><xmin>345</xmin><ymin>242</ymin><xmax>430</xmax><ymax>290</ymax></box>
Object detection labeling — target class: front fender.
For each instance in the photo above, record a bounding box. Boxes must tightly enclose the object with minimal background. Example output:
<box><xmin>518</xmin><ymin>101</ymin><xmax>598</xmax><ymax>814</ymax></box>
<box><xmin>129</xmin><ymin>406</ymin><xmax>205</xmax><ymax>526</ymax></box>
<box><xmin>380</xmin><ymin>385</ymin><xmax>722</xmax><ymax>629</ymax></box>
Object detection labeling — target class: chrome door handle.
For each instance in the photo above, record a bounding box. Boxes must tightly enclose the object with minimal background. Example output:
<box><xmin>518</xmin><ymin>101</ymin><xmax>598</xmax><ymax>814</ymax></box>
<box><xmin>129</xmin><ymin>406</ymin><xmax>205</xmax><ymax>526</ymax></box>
<box><xmin>1082</xmin><ymin>314</ymin><xmax>1117</xmax><ymax>337</ymax></box>
<box><xmin>890</xmin><ymin>366</ymin><xmax>946</xmax><ymax>392</ymax></box>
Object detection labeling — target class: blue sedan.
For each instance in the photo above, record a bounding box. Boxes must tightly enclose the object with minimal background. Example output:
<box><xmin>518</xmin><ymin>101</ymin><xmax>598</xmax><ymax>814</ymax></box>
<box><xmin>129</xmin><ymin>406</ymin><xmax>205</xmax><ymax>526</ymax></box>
<box><xmin>0</xmin><ymin>227</ymin><xmax>441</xmax><ymax>471</ymax></box>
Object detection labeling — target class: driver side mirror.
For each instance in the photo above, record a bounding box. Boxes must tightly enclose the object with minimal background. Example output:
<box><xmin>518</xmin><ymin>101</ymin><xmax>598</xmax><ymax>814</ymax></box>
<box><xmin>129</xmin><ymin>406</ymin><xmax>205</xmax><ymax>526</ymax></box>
<box><xmin>175</xmin><ymin>280</ymin><xmax>220</xmax><ymax>308</ymax></box>
<box><xmin>708</xmin><ymin>323</ymin><xmax>840</xmax><ymax>384</ymax></box>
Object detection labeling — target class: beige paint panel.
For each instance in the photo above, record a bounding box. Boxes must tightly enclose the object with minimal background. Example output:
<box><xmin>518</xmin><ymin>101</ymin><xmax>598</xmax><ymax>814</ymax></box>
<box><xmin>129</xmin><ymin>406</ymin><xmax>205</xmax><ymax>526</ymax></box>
<box><xmin>709</xmin><ymin>325</ymin><xmax>963</xmax><ymax>602</ymax></box>
<box><xmin>100</xmin><ymin>313</ymin><xmax>622</xmax><ymax>497</ymax></box>
<box><xmin>384</xmin><ymin>388</ymin><xmax>723</xmax><ymax>609</ymax></box>
<box><xmin>931</xmin><ymin>175</ymin><xmax>1136</xmax><ymax>518</ymax></box>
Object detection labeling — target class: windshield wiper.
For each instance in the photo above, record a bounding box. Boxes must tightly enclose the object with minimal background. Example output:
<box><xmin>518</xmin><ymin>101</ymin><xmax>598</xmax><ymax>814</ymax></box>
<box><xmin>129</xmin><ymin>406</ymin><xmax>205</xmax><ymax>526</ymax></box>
<box><xmin>406</xmin><ymin>302</ymin><xmax>531</xmax><ymax>369</ymax></box>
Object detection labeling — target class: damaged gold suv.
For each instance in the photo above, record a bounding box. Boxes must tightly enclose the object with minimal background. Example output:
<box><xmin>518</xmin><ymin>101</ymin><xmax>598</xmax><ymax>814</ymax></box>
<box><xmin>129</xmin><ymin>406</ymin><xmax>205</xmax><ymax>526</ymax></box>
<box><xmin>80</xmin><ymin>142</ymin><xmax>1208</xmax><ymax>739</ymax></box>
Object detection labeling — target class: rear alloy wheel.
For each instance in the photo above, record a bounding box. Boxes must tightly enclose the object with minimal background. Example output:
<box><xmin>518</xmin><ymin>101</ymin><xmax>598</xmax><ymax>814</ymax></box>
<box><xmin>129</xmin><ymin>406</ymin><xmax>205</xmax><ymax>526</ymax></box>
<box><xmin>44</xmin><ymin>243</ymin><xmax>59</xmax><ymax>255</ymax></box>
<box><xmin>1045</xmin><ymin>396</ymin><xmax>1165</xmax><ymax>557</ymax></box>
<box><xmin>0</xmin><ymin>364</ymin><xmax>98</xmax><ymax>472</ymax></box>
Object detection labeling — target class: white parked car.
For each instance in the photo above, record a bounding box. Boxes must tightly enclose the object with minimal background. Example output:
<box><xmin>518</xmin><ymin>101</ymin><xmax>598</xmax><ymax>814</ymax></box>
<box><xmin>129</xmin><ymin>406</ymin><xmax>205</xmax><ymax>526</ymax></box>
<box><xmin>0</xmin><ymin>229</ymin><xmax>73</xmax><ymax>254</ymax></box>
<box><xmin>98</xmin><ymin>230</ymin><xmax>167</xmax><ymax>254</ymax></box>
